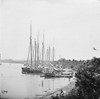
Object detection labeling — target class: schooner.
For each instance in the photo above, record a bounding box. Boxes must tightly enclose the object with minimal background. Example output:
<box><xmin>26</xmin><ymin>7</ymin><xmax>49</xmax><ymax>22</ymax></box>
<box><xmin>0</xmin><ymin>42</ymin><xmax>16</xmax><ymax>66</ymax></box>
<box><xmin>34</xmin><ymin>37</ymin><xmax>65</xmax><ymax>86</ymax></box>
<box><xmin>22</xmin><ymin>23</ymin><xmax>43</xmax><ymax>74</ymax></box>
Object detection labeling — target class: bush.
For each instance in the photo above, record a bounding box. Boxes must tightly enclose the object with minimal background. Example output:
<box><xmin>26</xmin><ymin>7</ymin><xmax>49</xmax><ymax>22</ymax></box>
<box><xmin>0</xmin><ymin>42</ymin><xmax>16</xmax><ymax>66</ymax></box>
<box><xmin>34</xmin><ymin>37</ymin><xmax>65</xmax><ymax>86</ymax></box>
<box><xmin>75</xmin><ymin>57</ymin><xmax>100</xmax><ymax>99</ymax></box>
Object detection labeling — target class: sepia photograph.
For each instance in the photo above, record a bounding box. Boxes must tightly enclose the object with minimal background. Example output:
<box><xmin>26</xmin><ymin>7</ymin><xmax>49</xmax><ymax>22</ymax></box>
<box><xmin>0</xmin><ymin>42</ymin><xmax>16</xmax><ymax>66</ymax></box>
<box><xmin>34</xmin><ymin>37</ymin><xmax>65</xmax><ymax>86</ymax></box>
<box><xmin>0</xmin><ymin>0</ymin><xmax>100</xmax><ymax>99</ymax></box>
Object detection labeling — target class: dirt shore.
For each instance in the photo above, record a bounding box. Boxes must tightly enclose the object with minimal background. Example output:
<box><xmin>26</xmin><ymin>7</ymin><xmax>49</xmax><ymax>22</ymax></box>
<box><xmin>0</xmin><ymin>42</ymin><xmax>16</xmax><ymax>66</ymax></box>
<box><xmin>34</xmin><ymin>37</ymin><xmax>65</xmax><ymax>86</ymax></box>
<box><xmin>35</xmin><ymin>78</ymin><xmax>76</xmax><ymax>99</ymax></box>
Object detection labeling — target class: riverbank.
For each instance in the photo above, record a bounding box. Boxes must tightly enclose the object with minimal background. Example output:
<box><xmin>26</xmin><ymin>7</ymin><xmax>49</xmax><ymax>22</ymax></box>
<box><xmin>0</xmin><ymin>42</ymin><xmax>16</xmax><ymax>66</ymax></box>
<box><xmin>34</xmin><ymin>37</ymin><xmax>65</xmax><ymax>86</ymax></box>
<box><xmin>35</xmin><ymin>78</ymin><xmax>76</xmax><ymax>99</ymax></box>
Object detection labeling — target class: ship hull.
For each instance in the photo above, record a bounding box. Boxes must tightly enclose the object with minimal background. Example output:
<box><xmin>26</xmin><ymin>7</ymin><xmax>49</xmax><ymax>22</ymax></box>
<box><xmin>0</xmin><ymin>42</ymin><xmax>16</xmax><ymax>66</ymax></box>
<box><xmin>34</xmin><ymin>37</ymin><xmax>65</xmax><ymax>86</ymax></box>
<box><xmin>42</xmin><ymin>72</ymin><xmax>73</xmax><ymax>78</ymax></box>
<box><xmin>44</xmin><ymin>73</ymin><xmax>55</xmax><ymax>78</ymax></box>
<box><xmin>22</xmin><ymin>67</ymin><xmax>43</xmax><ymax>74</ymax></box>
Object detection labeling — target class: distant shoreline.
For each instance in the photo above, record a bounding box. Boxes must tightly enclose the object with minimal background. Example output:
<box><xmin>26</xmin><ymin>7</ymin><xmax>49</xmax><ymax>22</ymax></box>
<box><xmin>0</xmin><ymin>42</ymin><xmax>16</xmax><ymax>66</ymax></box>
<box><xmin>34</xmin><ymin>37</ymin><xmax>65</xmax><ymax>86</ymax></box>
<box><xmin>1</xmin><ymin>60</ymin><xmax>25</xmax><ymax>64</ymax></box>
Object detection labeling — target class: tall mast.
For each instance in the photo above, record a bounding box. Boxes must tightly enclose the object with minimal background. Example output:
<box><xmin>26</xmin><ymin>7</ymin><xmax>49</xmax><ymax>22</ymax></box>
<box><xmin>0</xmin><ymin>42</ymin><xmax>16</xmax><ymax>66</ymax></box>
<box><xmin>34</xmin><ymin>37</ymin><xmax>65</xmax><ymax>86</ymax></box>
<box><xmin>53</xmin><ymin>40</ymin><xmax>55</xmax><ymax>61</ymax></box>
<box><xmin>42</xmin><ymin>33</ymin><xmax>45</xmax><ymax>66</ymax></box>
<box><xmin>47</xmin><ymin>47</ymin><xmax>49</xmax><ymax>62</ymax></box>
<box><xmin>32</xmin><ymin>44</ymin><xmax>34</xmax><ymax>64</ymax></box>
<box><xmin>53</xmin><ymin>46</ymin><xmax>55</xmax><ymax>61</ymax></box>
<box><xmin>48</xmin><ymin>46</ymin><xmax>51</xmax><ymax>62</ymax></box>
<box><xmin>0</xmin><ymin>53</ymin><xmax>1</xmax><ymax>65</ymax></box>
<box><xmin>39</xmin><ymin>51</ymin><xmax>41</xmax><ymax>64</ymax></box>
<box><xmin>37</xmin><ymin>32</ymin><xmax>39</xmax><ymax>66</ymax></box>
<box><xmin>30</xmin><ymin>22</ymin><xmax>33</xmax><ymax>67</ymax></box>
<box><xmin>34</xmin><ymin>39</ymin><xmax>37</xmax><ymax>66</ymax></box>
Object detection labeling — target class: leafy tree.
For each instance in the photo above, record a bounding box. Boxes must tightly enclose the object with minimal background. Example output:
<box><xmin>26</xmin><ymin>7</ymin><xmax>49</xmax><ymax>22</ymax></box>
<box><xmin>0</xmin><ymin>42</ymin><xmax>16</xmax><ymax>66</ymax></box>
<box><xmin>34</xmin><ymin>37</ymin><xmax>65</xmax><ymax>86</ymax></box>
<box><xmin>75</xmin><ymin>57</ymin><xmax>100</xmax><ymax>99</ymax></box>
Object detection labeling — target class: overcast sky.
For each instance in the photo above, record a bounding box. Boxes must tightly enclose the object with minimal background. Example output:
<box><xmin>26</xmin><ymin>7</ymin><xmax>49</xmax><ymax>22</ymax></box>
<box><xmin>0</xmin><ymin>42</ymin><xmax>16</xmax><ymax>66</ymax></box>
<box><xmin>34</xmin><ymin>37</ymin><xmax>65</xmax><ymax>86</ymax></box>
<box><xmin>0</xmin><ymin>0</ymin><xmax>100</xmax><ymax>60</ymax></box>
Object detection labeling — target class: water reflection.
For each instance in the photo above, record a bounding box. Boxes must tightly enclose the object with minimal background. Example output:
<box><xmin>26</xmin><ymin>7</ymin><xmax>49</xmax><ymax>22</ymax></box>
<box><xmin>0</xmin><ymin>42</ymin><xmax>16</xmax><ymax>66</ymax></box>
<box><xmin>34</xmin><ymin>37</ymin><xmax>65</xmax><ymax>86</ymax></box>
<box><xmin>0</xmin><ymin>63</ymin><xmax>70</xmax><ymax>99</ymax></box>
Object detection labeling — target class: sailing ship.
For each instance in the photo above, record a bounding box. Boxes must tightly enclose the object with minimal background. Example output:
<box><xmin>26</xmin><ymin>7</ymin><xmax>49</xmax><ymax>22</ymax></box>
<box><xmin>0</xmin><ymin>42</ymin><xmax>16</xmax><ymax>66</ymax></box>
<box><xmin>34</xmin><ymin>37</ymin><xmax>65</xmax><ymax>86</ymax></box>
<box><xmin>43</xmin><ymin>45</ymin><xmax>57</xmax><ymax>78</ymax></box>
<box><xmin>22</xmin><ymin>23</ymin><xmax>43</xmax><ymax>74</ymax></box>
<box><xmin>42</xmin><ymin>47</ymin><xmax>73</xmax><ymax>78</ymax></box>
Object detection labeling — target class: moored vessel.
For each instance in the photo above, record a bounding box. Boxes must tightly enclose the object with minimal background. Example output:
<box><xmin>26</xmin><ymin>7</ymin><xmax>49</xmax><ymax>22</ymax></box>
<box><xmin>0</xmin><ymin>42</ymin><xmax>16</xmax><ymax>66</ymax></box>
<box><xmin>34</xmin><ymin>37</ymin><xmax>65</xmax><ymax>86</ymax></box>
<box><xmin>22</xmin><ymin>23</ymin><xmax>43</xmax><ymax>74</ymax></box>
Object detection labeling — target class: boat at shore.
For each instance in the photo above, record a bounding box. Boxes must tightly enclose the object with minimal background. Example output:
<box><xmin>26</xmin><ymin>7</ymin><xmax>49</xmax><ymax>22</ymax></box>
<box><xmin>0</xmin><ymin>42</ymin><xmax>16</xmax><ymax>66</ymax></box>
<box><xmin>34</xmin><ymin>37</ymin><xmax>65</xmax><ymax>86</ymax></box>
<box><xmin>22</xmin><ymin>67</ymin><xmax>43</xmax><ymax>74</ymax></box>
<box><xmin>22</xmin><ymin>23</ymin><xmax>43</xmax><ymax>74</ymax></box>
<box><xmin>41</xmin><ymin>66</ymin><xmax>73</xmax><ymax>78</ymax></box>
<box><xmin>41</xmin><ymin>72</ymin><xmax>73</xmax><ymax>78</ymax></box>
<box><xmin>44</xmin><ymin>72</ymin><xmax>55</xmax><ymax>78</ymax></box>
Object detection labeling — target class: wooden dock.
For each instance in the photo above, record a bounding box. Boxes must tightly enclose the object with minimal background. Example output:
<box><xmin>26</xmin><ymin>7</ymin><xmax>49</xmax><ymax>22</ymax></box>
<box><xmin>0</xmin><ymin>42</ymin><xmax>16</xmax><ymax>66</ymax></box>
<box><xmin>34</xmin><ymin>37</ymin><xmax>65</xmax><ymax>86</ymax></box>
<box><xmin>40</xmin><ymin>74</ymin><xmax>73</xmax><ymax>78</ymax></box>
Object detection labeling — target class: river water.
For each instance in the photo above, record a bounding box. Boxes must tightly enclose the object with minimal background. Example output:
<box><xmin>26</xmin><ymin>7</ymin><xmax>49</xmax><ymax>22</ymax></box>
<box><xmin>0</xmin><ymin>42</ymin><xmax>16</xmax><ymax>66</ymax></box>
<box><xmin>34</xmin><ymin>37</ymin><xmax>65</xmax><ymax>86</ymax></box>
<box><xmin>0</xmin><ymin>63</ymin><xmax>71</xmax><ymax>99</ymax></box>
